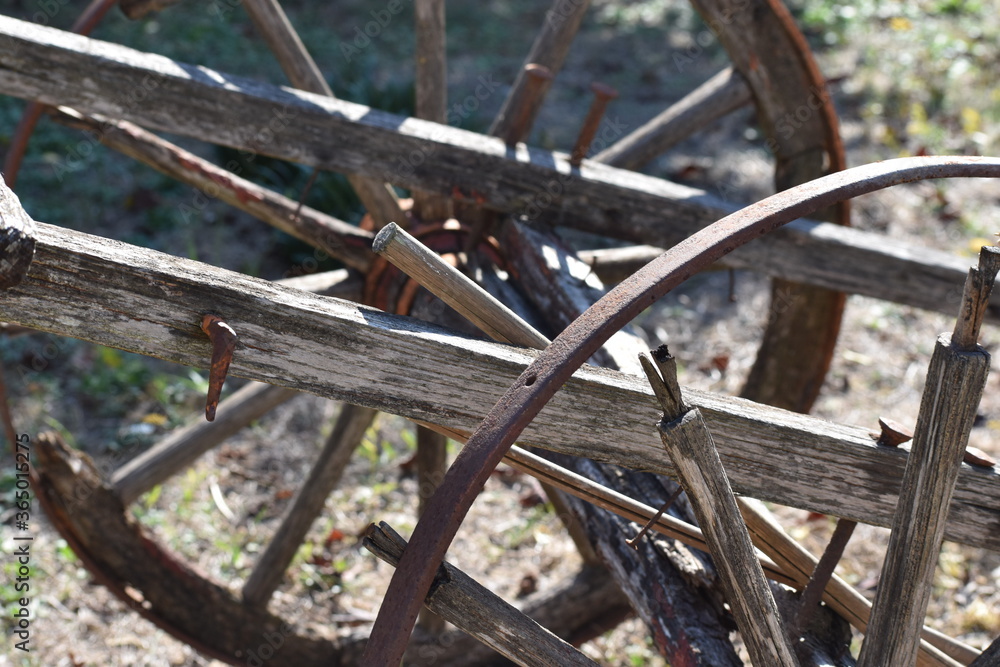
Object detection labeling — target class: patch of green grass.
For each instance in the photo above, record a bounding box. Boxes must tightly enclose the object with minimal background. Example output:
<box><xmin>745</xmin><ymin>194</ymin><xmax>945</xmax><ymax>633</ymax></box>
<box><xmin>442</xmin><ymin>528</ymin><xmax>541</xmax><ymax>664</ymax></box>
<box><xmin>792</xmin><ymin>0</ymin><xmax>1000</xmax><ymax>155</ymax></box>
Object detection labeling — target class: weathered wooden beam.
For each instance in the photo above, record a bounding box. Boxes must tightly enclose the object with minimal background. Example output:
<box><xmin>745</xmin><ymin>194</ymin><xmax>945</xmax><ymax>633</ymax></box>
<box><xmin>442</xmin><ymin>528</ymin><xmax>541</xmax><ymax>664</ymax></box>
<box><xmin>0</xmin><ymin>16</ymin><xmax>994</xmax><ymax>323</ymax></box>
<box><xmin>859</xmin><ymin>248</ymin><xmax>999</xmax><ymax>667</ymax></box>
<box><xmin>2</xmin><ymin>220</ymin><xmax>999</xmax><ymax>552</ymax></box>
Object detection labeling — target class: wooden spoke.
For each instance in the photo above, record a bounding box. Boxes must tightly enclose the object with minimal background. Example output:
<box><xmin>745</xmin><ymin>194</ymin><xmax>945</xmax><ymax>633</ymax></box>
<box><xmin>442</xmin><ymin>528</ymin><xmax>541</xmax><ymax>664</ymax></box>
<box><xmin>241</xmin><ymin>0</ymin><xmax>405</xmax><ymax>229</ymax></box>
<box><xmin>242</xmin><ymin>403</ymin><xmax>377</xmax><ymax>608</ymax></box>
<box><xmin>51</xmin><ymin>109</ymin><xmax>376</xmax><ymax>272</ymax></box>
<box><xmin>489</xmin><ymin>0</ymin><xmax>592</xmax><ymax>144</ymax></box>
<box><xmin>595</xmin><ymin>67</ymin><xmax>753</xmax><ymax>171</ymax></box>
<box><xmin>113</xmin><ymin>383</ymin><xmax>299</xmax><ymax>505</ymax></box>
<box><xmin>411</xmin><ymin>0</ymin><xmax>452</xmax><ymax>222</ymax></box>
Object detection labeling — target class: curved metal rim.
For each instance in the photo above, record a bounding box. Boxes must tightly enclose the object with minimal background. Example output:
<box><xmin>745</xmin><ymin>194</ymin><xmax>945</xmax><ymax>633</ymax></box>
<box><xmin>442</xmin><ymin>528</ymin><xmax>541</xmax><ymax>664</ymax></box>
<box><xmin>364</xmin><ymin>155</ymin><xmax>1000</xmax><ymax>664</ymax></box>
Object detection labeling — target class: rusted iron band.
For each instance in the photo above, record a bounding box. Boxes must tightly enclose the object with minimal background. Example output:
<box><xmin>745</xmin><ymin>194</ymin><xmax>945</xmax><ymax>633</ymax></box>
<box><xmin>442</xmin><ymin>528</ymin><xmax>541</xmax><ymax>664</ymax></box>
<box><xmin>363</xmin><ymin>156</ymin><xmax>1000</xmax><ymax>665</ymax></box>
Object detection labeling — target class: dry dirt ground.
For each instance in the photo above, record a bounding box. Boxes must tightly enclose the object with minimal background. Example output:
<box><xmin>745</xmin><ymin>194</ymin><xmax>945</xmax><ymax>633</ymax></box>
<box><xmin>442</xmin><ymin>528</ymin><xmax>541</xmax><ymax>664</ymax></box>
<box><xmin>2</xmin><ymin>0</ymin><xmax>1000</xmax><ymax>666</ymax></box>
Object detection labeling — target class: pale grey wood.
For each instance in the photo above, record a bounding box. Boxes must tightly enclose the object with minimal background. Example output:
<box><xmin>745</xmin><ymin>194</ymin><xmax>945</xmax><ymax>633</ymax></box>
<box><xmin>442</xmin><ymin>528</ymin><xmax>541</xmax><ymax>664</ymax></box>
<box><xmin>953</xmin><ymin>246</ymin><xmax>1000</xmax><ymax>350</ymax></box>
<box><xmin>110</xmin><ymin>269</ymin><xmax>359</xmax><ymax>504</ymax></box>
<box><xmin>858</xmin><ymin>332</ymin><xmax>990</xmax><ymax>667</ymax></box>
<box><xmin>2</xmin><ymin>17</ymin><xmax>997</xmax><ymax>323</ymax></box>
<box><xmin>4</xmin><ymin>221</ymin><xmax>1000</xmax><ymax>551</ymax></box>
<box><xmin>594</xmin><ymin>67</ymin><xmax>753</xmax><ymax>170</ymax></box>
<box><xmin>373</xmin><ymin>222</ymin><xmax>549</xmax><ymax>348</ymax></box>
<box><xmin>489</xmin><ymin>0</ymin><xmax>591</xmax><ymax>143</ymax></box>
<box><xmin>364</xmin><ymin>522</ymin><xmax>600</xmax><ymax>667</ymax></box>
<box><xmin>0</xmin><ymin>177</ymin><xmax>36</xmax><ymax>289</ymax></box>
<box><xmin>240</xmin><ymin>0</ymin><xmax>406</xmax><ymax>228</ymax></box>
<box><xmin>53</xmin><ymin>110</ymin><xmax>375</xmax><ymax>272</ymax></box>
<box><xmin>648</xmin><ymin>356</ymin><xmax>798</xmax><ymax>667</ymax></box>
<box><xmin>242</xmin><ymin>403</ymin><xmax>377</xmax><ymax>608</ymax></box>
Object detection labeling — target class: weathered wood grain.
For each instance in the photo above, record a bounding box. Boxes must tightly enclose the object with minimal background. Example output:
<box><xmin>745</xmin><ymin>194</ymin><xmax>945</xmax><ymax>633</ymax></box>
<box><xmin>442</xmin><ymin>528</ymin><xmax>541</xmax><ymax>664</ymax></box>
<box><xmin>659</xmin><ymin>410</ymin><xmax>798</xmax><ymax>666</ymax></box>
<box><xmin>397</xmin><ymin>564</ymin><xmax>633</xmax><ymax>666</ymax></box>
<box><xmin>2</xmin><ymin>221</ymin><xmax>1000</xmax><ymax>551</ymax></box>
<box><xmin>859</xmin><ymin>333</ymin><xmax>990</xmax><ymax>667</ymax></box>
<box><xmin>739</xmin><ymin>498</ymin><xmax>968</xmax><ymax>667</ymax></box>
<box><xmin>0</xmin><ymin>16</ymin><xmax>995</xmax><ymax>324</ymax></box>
<box><xmin>649</xmin><ymin>353</ymin><xmax>798</xmax><ymax>667</ymax></box>
<box><xmin>364</xmin><ymin>522</ymin><xmax>599</xmax><ymax>667</ymax></box>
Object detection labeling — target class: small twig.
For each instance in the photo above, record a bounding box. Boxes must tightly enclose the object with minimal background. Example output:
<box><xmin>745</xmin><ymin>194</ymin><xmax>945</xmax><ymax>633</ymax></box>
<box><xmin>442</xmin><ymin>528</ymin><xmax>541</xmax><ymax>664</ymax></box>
<box><xmin>625</xmin><ymin>485</ymin><xmax>684</xmax><ymax>549</ymax></box>
<box><xmin>292</xmin><ymin>168</ymin><xmax>319</xmax><ymax>223</ymax></box>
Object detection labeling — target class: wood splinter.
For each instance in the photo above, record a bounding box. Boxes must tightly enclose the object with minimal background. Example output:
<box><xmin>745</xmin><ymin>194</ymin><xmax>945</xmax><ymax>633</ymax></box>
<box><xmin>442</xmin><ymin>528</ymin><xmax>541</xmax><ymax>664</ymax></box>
<box><xmin>200</xmin><ymin>314</ymin><xmax>238</xmax><ymax>422</ymax></box>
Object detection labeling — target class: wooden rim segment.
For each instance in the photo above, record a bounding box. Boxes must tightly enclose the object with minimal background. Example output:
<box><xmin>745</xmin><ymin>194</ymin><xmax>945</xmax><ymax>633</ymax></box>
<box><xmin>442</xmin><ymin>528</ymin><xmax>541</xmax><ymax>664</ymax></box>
<box><xmin>691</xmin><ymin>0</ymin><xmax>850</xmax><ymax>413</ymax></box>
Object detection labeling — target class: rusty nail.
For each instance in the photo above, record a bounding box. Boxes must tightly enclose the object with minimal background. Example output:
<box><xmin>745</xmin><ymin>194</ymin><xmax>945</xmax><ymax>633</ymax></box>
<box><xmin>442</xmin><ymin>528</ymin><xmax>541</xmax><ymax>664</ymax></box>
<box><xmin>874</xmin><ymin>417</ymin><xmax>913</xmax><ymax>447</ymax></box>
<box><xmin>570</xmin><ymin>82</ymin><xmax>619</xmax><ymax>167</ymax></box>
<box><xmin>201</xmin><ymin>314</ymin><xmax>238</xmax><ymax>422</ymax></box>
<box><xmin>963</xmin><ymin>445</ymin><xmax>996</xmax><ymax>468</ymax></box>
<box><xmin>504</xmin><ymin>63</ymin><xmax>554</xmax><ymax>147</ymax></box>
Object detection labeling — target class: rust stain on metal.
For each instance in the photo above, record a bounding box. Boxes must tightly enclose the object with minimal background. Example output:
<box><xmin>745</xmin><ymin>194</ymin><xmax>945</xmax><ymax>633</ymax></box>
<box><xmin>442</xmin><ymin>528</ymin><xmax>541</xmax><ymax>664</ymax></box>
<box><xmin>175</xmin><ymin>154</ymin><xmax>265</xmax><ymax>205</ymax></box>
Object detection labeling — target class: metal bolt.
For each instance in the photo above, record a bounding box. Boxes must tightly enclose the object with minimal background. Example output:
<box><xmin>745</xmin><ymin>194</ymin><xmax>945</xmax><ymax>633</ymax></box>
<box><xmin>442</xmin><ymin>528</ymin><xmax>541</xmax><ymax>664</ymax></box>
<box><xmin>504</xmin><ymin>63</ymin><xmax>554</xmax><ymax>147</ymax></box>
<box><xmin>875</xmin><ymin>417</ymin><xmax>913</xmax><ymax>447</ymax></box>
<box><xmin>570</xmin><ymin>82</ymin><xmax>619</xmax><ymax>167</ymax></box>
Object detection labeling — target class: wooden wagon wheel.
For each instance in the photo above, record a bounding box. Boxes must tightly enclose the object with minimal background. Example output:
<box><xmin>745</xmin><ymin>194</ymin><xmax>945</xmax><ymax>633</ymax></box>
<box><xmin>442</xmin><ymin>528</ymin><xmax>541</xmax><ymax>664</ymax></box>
<box><xmin>0</xmin><ymin>0</ymin><xmax>907</xmax><ymax>664</ymax></box>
